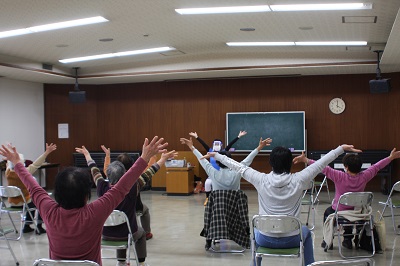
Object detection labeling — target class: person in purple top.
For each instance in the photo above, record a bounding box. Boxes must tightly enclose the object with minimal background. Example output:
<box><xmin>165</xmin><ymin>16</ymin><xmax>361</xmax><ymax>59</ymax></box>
<box><xmin>293</xmin><ymin>148</ymin><xmax>400</xmax><ymax>250</ymax></box>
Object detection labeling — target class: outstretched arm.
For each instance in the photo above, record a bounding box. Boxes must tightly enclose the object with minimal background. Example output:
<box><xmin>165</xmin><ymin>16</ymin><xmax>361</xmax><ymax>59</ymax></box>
<box><xmin>101</xmin><ymin>145</ymin><xmax>111</xmax><ymax>176</ymax></box>
<box><xmin>180</xmin><ymin>137</ymin><xmax>216</xmax><ymax>177</ymax></box>
<box><xmin>225</xmin><ymin>130</ymin><xmax>247</xmax><ymax>151</ymax></box>
<box><xmin>189</xmin><ymin>132</ymin><xmax>210</xmax><ymax>152</ymax></box>
<box><xmin>75</xmin><ymin>146</ymin><xmax>103</xmax><ymax>185</ymax></box>
<box><xmin>27</xmin><ymin>143</ymin><xmax>57</xmax><ymax>174</ymax></box>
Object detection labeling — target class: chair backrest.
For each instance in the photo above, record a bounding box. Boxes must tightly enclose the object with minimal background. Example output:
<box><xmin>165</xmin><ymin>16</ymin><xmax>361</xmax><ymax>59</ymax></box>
<box><xmin>0</xmin><ymin>186</ymin><xmax>24</xmax><ymax>198</ymax></box>
<box><xmin>309</xmin><ymin>258</ymin><xmax>374</xmax><ymax>266</ymax></box>
<box><xmin>33</xmin><ymin>258</ymin><xmax>99</xmax><ymax>266</ymax></box>
<box><xmin>252</xmin><ymin>215</ymin><xmax>302</xmax><ymax>236</ymax></box>
<box><xmin>337</xmin><ymin>192</ymin><xmax>373</xmax><ymax>208</ymax></box>
<box><xmin>104</xmin><ymin>210</ymin><xmax>132</xmax><ymax>233</ymax></box>
<box><xmin>389</xmin><ymin>181</ymin><xmax>400</xmax><ymax>194</ymax></box>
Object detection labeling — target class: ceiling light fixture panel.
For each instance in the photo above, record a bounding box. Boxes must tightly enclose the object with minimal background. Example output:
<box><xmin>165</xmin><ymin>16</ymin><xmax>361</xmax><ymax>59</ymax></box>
<box><xmin>226</xmin><ymin>41</ymin><xmax>367</xmax><ymax>46</ymax></box>
<box><xmin>270</xmin><ymin>3</ymin><xmax>372</xmax><ymax>11</ymax></box>
<box><xmin>175</xmin><ymin>5</ymin><xmax>271</xmax><ymax>14</ymax></box>
<box><xmin>0</xmin><ymin>16</ymin><xmax>108</xmax><ymax>39</ymax></box>
<box><xmin>175</xmin><ymin>3</ymin><xmax>372</xmax><ymax>15</ymax></box>
<box><xmin>59</xmin><ymin>47</ymin><xmax>175</xmax><ymax>63</ymax></box>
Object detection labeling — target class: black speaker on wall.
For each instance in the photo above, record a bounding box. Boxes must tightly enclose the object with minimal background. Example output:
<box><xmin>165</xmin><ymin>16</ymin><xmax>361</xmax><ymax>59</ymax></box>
<box><xmin>69</xmin><ymin>91</ymin><xmax>86</xmax><ymax>103</ymax></box>
<box><xmin>369</xmin><ymin>78</ymin><xmax>391</xmax><ymax>94</ymax></box>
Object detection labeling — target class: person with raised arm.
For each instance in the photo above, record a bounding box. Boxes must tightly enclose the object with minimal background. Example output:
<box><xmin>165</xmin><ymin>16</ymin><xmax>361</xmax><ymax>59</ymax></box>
<box><xmin>188</xmin><ymin>130</ymin><xmax>248</xmax><ymax>203</ymax></box>
<box><xmin>0</xmin><ymin>137</ymin><xmax>167</xmax><ymax>266</ymax></box>
<box><xmin>204</xmin><ymin>141</ymin><xmax>361</xmax><ymax>266</ymax></box>
<box><xmin>293</xmin><ymin>148</ymin><xmax>400</xmax><ymax>250</ymax></box>
<box><xmin>6</xmin><ymin>142</ymin><xmax>57</xmax><ymax>234</ymax></box>
<box><xmin>76</xmin><ymin>145</ymin><xmax>177</xmax><ymax>266</ymax></box>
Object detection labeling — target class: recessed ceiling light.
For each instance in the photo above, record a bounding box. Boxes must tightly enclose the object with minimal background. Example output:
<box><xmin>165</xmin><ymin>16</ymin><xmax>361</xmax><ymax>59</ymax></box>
<box><xmin>226</xmin><ymin>41</ymin><xmax>367</xmax><ymax>46</ymax></box>
<box><xmin>270</xmin><ymin>3</ymin><xmax>372</xmax><ymax>11</ymax></box>
<box><xmin>299</xmin><ymin>26</ymin><xmax>314</xmax><ymax>30</ymax></box>
<box><xmin>227</xmin><ymin>42</ymin><xmax>295</xmax><ymax>46</ymax></box>
<box><xmin>175</xmin><ymin>5</ymin><xmax>271</xmax><ymax>14</ymax></box>
<box><xmin>240</xmin><ymin>28</ymin><xmax>256</xmax><ymax>32</ymax></box>
<box><xmin>175</xmin><ymin>3</ymin><xmax>372</xmax><ymax>14</ymax></box>
<box><xmin>0</xmin><ymin>16</ymin><xmax>108</xmax><ymax>39</ymax></box>
<box><xmin>99</xmin><ymin>38</ymin><xmax>114</xmax><ymax>42</ymax></box>
<box><xmin>59</xmin><ymin>47</ymin><xmax>175</xmax><ymax>63</ymax></box>
<box><xmin>296</xmin><ymin>41</ymin><xmax>367</xmax><ymax>46</ymax></box>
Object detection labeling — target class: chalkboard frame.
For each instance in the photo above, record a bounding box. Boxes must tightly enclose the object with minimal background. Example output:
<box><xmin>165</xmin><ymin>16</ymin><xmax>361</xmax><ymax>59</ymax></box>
<box><xmin>226</xmin><ymin>111</ymin><xmax>306</xmax><ymax>152</ymax></box>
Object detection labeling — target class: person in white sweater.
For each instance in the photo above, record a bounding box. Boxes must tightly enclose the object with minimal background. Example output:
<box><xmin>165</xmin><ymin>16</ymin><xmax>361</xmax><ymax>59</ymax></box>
<box><xmin>203</xmin><ymin>140</ymin><xmax>361</xmax><ymax>266</ymax></box>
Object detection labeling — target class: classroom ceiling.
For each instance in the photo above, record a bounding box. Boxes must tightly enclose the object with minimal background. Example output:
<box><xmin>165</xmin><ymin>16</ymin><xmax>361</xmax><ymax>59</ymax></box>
<box><xmin>1</xmin><ymin>0</ymin><xmax>400</xmax><ymax>85</ymax></box>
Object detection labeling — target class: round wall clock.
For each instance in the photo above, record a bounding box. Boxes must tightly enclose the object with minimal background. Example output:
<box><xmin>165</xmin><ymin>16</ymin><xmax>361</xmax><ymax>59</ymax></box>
<box><xmin>329</xmin><ymin>98</ymin><xmax>345</xmax><ymax>114</ymax></box>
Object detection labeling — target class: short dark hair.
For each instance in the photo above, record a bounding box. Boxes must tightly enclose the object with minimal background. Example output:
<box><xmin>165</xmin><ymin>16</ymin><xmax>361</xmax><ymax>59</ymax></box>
<box><xmin>54</xmin><ymin>167</ymin><xmax>93</xmax><ymax>210</ymax></box>
<box><xmin>342</xmin><ymin>153</ymin><xmax>362</xmax><ymax>173</ymax></box>
<box><xmin>217</xmin><ymin>150</ymin><xmax>231</xmax><ymax>168</ymax></box>
<box><xmin>116</xmin><ymin>153</ymin><xmax>134</xmax><ymax>170</ymax></box>
<box><xmin>269</xmin><ymin>146</ymin><xmax>292</xmax><ymax>174</ymax></box>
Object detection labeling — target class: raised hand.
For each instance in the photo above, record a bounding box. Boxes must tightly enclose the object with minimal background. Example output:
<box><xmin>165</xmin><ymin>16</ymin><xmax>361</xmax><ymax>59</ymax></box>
<box><xmin>238</xmin><ymin>131</ymin><xmax>247</xmax><ymax>138</ymax></box>
<box><xmin>0</xmin><ymin>144</ymin><xmax>22</xmax><ymax>166</ymax></box>
<box><xmin>158</xmin><ymin>150</ymin><xmax>179</xmax><ymax>166</ymax></box>
<box><xmin>141</xmin><ymin>136</ymin><xmax>168</xmax><ymax>162</ymax></box>
<box><xmin>389</xmin><ymin>148</ymin><xmax>400</xmax><ymax>161</ymax></box>
<box><xmin>101</xmin><ymin>145</ymin><xmax>110</xmax><ymax>156</ymax></box>
<box><xmin>180</xmin><ymin>137</ymin><xmax>194</xmax><ymax>149</ymax></box>
<box><xmin>75</xmin><ymin>146</ymin><xmax>90</xmax><ymax>156</ymax></box>
<box><xmin>257</xmin><ymin>137</ymin><xmax>272</xmax><ymax>151</ymax></box>
<box><xmin>45</xmin><ymin>143</ymin><xmax>57</xmax><ymax>155</ymax></box>
<box><xmin>293</xmin><ymin>151</ymin><xmax>308</xmax><ymax>164</ymax></box>
<box><xmin>341</xmin><ymin>144</ymin><xmax>362</xmax><ymax>153</ymax></box>
<box><xmin>189</xmin><ymin>132</ymin><xmax>198</xmax><ymax>138</ymax></box>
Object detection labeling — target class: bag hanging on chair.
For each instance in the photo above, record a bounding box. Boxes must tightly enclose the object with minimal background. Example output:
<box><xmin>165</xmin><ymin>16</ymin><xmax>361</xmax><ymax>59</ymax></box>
<box><xmin>375</xmin><ymin>210</ymin><xmax>386</xmax><ymax>252</ymax></box>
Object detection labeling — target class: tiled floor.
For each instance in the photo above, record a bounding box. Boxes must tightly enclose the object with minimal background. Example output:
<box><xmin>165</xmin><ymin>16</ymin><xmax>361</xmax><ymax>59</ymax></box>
<box><xmin>1</xmin><ymin>190</ymin><xmax>399</xmax><ymax>266</ymax></box>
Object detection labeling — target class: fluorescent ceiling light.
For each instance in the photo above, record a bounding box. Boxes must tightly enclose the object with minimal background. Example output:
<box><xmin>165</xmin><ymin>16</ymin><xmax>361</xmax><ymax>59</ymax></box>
<box><xmin>270</xmin><ymin>3</ymin><xmax>372</xmax><ymax>11</ymax></box>
<box><xmin>0</xmin><ymin>16</ymin><xmax>108</xmax><ymax>39</ymax></box>
<box><xmin>296</xmin><ymin>41</ymin><xmax>367</xmax><ymax>46</ymax></box>
<box><xmin>59</xmin><ymin>47</ymin><xmax>175</xmax><ymax>63</ymax></box>
<box><xmin>227</xmin><ymin>42</ymin><xmax>295</xmax><ymax>46</ymax></box>
<box><xmin>226</xmin><ymin>41</ymin><xmax>367</xmax><ymax>46</ymax></box>
<box><xmin>175</xmin><ymin>5</ymin><xmax>270</xmax><ymax>14</ymax></box>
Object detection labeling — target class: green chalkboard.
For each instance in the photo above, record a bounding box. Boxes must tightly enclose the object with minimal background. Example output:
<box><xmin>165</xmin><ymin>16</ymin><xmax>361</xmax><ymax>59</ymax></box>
<box><xmin>226</xmin><ymin>112</ymin><xmax>305</xmax><ymax>152</ymax></box>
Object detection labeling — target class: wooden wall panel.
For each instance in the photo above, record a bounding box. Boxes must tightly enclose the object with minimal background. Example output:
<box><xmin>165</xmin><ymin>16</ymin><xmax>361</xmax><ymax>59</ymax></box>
<box><xmin>44</xmin><ymin>72</ymin><xmax>400</xmax><ymax>191</ymax></box>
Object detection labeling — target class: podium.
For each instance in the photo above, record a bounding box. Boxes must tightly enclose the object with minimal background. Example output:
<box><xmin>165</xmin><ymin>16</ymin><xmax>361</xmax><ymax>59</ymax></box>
<box><xmin>166</xmin><ymin>167</ymin><xmax>194</xmax><ymax>196</ymax></box>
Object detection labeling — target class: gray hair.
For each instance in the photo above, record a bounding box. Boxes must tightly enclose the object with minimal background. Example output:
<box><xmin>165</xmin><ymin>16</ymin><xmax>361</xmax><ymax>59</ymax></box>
<box><xmin>106</xmin><ymin>161</ymin><xmax>126</xmax><ymax>185</ymax></box>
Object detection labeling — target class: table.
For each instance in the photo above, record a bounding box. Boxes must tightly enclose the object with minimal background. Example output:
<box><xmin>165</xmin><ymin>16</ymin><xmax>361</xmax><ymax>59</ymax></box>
<box><xmin>165</xmin><ymin>167</ymin><xmax>194</xmax><ymax>196</ymax></box>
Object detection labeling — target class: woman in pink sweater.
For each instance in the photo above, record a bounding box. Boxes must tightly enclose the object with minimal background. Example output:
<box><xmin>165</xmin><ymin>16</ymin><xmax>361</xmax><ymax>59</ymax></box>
<box><xmin>293</xmin><ymin>148</ymin><xmax>400</xmax><ymax>250</ymax></box>
<box><xmin>0</xmin><ymin>137</ymin><xmax>167</xmax><ymax>266</ymax></box>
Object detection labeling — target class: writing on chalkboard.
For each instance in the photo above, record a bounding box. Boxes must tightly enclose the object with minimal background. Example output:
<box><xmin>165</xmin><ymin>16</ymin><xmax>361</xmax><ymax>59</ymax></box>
<box><xmin>226</xmin><ymin>112</ymin><xmax>305</xmax><ymax>152</ymax></box>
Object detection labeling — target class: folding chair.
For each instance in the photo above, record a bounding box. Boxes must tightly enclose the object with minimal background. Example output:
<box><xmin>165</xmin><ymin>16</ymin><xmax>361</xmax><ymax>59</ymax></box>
<box><xmin>333</xmin><ymin>192</ymin><xmax>375</xmax><ymax>259</ymax></box>
<box><xmin>33</xmin><ymin>258</ymin><xmax>99</xmax><ymax>265</ymax></box>
<box><xmin>301</xmin><ymin>181</ymin><xmax>315</xmax><ymax>230</ymax></box>
<box><xmin>379</xmin><ymin>180</ymin><xmax>400</xmax><ymax>234</ymax></box>
<box><xmin>309</xmin><ymin>258</ymin><xmax>374</xmax><ymax>266</ymax></box>
<box><xmin>314</xmin><ymin>175</ymin><xmax>331</xmax><ymax>204</ymax></box>
<box><xmin>251</xmin><ymin>215</ymin><xmax>304</xmax><ymax>266</ymax></box>
<box><xmin>0</xmin><ymin>186</ymin><xmax>39</xmax><ymax>240</ymax></box>
<box><xmin>0</xmin><ymin>222</ymin><xmax>19</xmax><ymax>265</ymax></box>
<box><xmin>101</xmin><ymin>210</ymin><xmax>139</xmax><ymax>266</ymax></box>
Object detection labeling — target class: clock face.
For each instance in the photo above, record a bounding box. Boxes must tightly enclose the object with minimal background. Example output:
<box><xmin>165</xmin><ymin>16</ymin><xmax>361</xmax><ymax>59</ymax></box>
<box><xmin>329</xmin><ymin>98</ymin><xmax>345</xmax><ymax>114</ymax></box>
